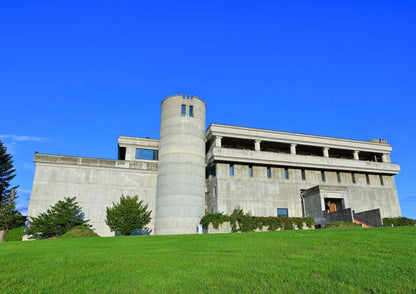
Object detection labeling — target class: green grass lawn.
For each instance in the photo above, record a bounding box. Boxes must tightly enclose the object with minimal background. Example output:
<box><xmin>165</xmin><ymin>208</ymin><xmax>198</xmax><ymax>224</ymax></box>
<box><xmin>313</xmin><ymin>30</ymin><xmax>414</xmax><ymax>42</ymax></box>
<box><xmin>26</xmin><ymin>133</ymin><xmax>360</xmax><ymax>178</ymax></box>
<box><xmin>1</xmin><ymin>227</ymin><xmax>415</xmax><ymax>293</ymax></box>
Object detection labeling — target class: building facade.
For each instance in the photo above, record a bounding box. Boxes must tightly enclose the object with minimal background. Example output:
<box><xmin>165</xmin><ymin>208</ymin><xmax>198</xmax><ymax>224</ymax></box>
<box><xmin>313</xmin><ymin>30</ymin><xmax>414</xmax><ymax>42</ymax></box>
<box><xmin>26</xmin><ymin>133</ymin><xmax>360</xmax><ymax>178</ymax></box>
<box><xmin>26</xmin><ymin>95</ymin><xmax>401</xmax><ymax>237</ymax></box>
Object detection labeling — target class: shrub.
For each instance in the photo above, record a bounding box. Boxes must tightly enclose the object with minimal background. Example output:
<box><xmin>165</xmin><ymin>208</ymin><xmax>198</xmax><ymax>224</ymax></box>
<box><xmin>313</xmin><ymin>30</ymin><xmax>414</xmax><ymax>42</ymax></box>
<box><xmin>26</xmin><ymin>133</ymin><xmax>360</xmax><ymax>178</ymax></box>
<box><xmin>105</xmin><ymin>195</ymin><xmax>151</xmax><ymax>236</ymax></box>
<box><xmin>26</xmin><ymin>197</ymin><xmax>90</xmax><ymax>239</ymax></box>
<box><xmin>324</xmin><ymin>221</ymin><xmax>362</xmax><ymax>229</ymax></box>
<box><xmin>5</xmin><ymin>226</ymin><xmax>24</xmax><ymax>241</ymax></box>
<box><xmin>383</xmin><ymin>217</ymin><xmax>416</xmax><ymax>227</ymax></box>
<box><xmin>59</xmin><ymin>225</ymin><xmax>99</xmax><ymax>239</ymax></box>
<box><xmin>201</xmin><ymin>211</ymin><xmax>314</xmax><ymax>233</ymax></box>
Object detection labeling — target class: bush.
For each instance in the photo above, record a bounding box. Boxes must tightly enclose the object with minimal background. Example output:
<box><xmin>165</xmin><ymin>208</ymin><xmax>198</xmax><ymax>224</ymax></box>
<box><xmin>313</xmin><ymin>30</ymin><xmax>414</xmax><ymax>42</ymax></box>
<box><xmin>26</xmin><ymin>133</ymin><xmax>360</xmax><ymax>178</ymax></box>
<box><xmin>383</xmin><ymin>217</ymin><xmax>416</xmax><ymax>227</ymax></box>
<box><xmin>105</xmin><ymin>195</ymin><xmax>151</xmax><ymax>236</ymax></box>
<box><xmin>5</xmin><ymin>226</ymin><xmax>24</xmax><ymax>241</ymax></box>
<box><xmin>59</xmin><ymin>226</ymin><xmax>99</xmax><ymax>239</ymax></box>
<box><xmin>324</xmin><ymin>221</ymin><xmax>362</xmax><ymax>229</ymax></box>
<box><xmin>200</xmin><ymin>212</ymin><xmax>314</xmax><ymax>232</ymax></box>
<box><xmin>26</xmin><ymin>197</ymin><xmax>90</xmax><ymax>239</ymax></box>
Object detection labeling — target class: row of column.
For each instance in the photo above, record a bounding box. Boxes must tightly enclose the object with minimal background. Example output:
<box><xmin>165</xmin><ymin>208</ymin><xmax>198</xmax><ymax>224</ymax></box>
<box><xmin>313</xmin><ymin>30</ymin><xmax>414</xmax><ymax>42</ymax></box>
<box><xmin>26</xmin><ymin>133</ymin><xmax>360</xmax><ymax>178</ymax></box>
<box><xmin>213</xmin><ymin>136</ymin><xmax>389</xmax><ymax>162</ymax></box>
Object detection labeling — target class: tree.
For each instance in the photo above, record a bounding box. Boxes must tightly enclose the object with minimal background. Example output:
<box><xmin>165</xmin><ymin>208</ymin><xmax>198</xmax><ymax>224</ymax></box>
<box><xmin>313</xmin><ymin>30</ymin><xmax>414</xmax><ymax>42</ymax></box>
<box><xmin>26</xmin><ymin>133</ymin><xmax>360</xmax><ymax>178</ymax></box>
<box><xmin>26</xmin><ymin>197</ymin><xmax>90</xmax><ymax>239</ymax></box>
<box><xmin>0</xmin><ymin>140</ymin><xmax>21</xmax><ymax>242</ymax></box>
<box><xmin>105</xmin><ymin>195</ymin><xmax>151</xmax><ymax>236</ymax></box>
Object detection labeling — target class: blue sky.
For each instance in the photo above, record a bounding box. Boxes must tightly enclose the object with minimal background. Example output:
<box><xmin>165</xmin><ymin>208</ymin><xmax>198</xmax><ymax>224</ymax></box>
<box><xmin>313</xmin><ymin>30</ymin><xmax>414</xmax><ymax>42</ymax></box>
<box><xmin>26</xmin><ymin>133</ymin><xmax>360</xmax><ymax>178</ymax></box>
<box><xmin>1</xmin><ymin>1</ymin><xmax>415</xmax><ymax>218</ymax></box>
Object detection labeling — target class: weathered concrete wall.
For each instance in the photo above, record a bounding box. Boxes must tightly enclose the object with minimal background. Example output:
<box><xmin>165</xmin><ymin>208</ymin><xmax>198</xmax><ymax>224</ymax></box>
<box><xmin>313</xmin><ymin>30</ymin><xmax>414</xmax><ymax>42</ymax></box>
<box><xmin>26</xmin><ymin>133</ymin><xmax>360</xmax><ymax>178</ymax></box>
<box><xmin>155</xmin><ymin>95</ymin><xmax>206</xmax><ymax>235</ymax></box>
<box><xmin>26</xmin><ymin>154</ymin><xmax>157</xmax><ymax>238</ymax></box>
<box><xmin>208</xmin><ymin>163</ymin><xmax>401</xmax><ymax>220</ymax></box>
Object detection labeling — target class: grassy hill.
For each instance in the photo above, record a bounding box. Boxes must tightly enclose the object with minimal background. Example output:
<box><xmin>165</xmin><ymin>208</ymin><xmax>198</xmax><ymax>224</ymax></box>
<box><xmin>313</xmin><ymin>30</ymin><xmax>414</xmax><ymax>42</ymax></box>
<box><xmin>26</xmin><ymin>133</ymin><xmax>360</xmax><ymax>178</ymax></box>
<box><xmin>1</xmin><ymin>227</ymin><xmax>415</xmax><ymax>293</ymax></box>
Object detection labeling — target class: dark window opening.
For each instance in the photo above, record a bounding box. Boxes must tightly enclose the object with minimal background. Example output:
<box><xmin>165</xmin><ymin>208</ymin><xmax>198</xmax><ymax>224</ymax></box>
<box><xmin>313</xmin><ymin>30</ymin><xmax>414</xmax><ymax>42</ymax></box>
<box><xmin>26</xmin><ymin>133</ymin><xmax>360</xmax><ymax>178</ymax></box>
<box><xmin>189</xmin><ymin>105</ymin><xmax>194</xmax><ymax>117</ymax></box>
<box><xmin>296</xmin><ymin>145</ymin><xmax>324</xmax><ymax>157</ymax></box>
<box><xmin>284</xmin><ymin>168</ymin><xmax>289</xmax><ymax>179</ymax></box>
<box><xmin>352</xmin><ymin>173</ymin><xmax>356</xmax><ymax>184</ymax></box>
<box><xmin>328</xmin><ymin>148</ymin><xmax>354</xmax><ymax>159</ymax></box>
<box><xmin>267</xmin><ymin>167</ymin><xmax>271</xmax><ymax>178</ymax></box>
<box><xmin>337</xmin><ymin>172</ymin><xmax>341</xmax><ymax>183</ymax></box>
<box><xmin>260</xmin><ymin>141</ymin><xmax>291</xmax><ymax>154</ymax></box>
<box><xmin>222</xmin><ymin>137</ymin><xmax>255</xmax><ymax>151</ymax></box>
<box><xmin>321</xmin><ymin>170</ymin><xmax>326</xmax><ymax>182</ymax></box>
<box><xmin>181</xmin><ymin>104</ymin><xmax>186</xmax><ymax>116</ymax></box>
<box><xmin>301</xmin><ymin>169</ymin><xmax>306</xmax><ymax>181</ymax></box>
<box><xmin>118</xmin><ymin>146</ymin><xmax>126</xmax><ymax>160</ymax></box>
<box><xmin>366</xmin><ymin>174</ymin><xmax>370</xmax><ymax>185</ymax></box>
<box><xmin>249</xmin><ymin>165</ymin><xmax>253</xmax><ymax>177</ymax></box>
<box><xmin>277</xmin><ymin>208</ymin><xmax>288</xmax><ymax>217</ymax></box>
<box><xmin>325</xmin><ymin>198</ymin><xmax>344</xmax><ymax>212</ymax></box>
<box><xmin>136</xmin><ymin>148</ymin><xmax>158</xmax><ymax>160</ymax></box>
<box><xmin>379</xmin><ymin>175</ymin><xmax>384</xmax><ymax>186</ymax></box>
<box><xmin>230</xmin><ymin>164</ymin><xmax>234</xmax><ymax>176</ymax></box>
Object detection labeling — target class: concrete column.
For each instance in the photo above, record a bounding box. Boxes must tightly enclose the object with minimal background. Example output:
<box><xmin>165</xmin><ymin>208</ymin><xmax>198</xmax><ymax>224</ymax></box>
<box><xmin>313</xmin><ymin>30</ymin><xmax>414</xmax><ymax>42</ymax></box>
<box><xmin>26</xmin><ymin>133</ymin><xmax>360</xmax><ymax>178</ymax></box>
<box><xmin>215</xmin><ymin>136</ymin><xmax>222</xmax><ymax>148</ymax></box>
<box><xmin>254</xmin><ymin>140</ymin><xmax>261</xmax><ymax>151</ymax></box>
<box><xmin>353</xmin><ymin>150</ymin><xmax>359</xmax><ymax>160</ymax></box>
<box><xmin>290</xmin><ymin>144</ymin><xmax>297</xmax><ymax>154</ymax></box>
<box><xmin>323</xmin><ymin>147</ymin><xmax>329</xmax><ymax>157</ymax></box>
<box><xmin>382</xmin><ymin>153</ymin><xmax>389</xmax><ymax>163</ymax></box>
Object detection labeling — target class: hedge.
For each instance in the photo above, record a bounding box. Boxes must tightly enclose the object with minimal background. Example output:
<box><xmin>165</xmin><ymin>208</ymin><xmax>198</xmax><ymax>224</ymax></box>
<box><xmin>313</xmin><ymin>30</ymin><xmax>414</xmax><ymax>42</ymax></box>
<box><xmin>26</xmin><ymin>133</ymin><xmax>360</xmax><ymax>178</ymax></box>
<box><xmin>383</xmin><ymin>217</ymin><xmax>416</xmax><ymax>227</ymax></box>
<box><xmin>200</xmin><ymin>213</ymin><xmax>314</xmax><ymax>232</ymax></box>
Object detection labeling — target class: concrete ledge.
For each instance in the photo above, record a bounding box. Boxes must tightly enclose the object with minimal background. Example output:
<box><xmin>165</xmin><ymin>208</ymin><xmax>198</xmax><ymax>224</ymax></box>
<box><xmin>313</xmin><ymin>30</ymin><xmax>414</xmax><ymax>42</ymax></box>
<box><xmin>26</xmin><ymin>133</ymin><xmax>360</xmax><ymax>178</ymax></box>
<box><xmin>211</xmin><ymin>147</ymin><xmax>400</xmax><ymax>175</ymax></box>
<box><xmin>34</xmin><ymin>154</ymin><xmax>158</xmax><ymax>171</ymax></box>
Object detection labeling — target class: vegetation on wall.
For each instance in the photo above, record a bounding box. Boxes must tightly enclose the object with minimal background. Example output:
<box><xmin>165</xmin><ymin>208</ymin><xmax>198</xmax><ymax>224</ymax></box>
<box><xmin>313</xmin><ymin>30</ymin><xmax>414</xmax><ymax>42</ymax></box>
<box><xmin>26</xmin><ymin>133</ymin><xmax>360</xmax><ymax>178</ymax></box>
<box><xmin>383</xmin><ymin>217</ymin><xmax>416</xmax><ymax>226</ymax></box>
<box><xmin>200</xmin><ymin>211</ymin><xmax>314</xmax><ymax>232</ymax></box>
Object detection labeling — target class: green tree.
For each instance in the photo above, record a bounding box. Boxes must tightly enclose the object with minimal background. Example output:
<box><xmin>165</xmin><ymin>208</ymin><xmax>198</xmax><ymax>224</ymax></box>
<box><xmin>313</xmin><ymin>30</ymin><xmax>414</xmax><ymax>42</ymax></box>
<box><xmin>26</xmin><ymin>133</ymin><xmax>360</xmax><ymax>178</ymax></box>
<box><xmin>0</xmin><ymin>140</ymin><xmax>22</xmax><ymax>242</ymax></box>
<box><xmin>106</xmin><ymin>195</ymin><xmax>151</xmax><ymax>236</ymax></box>
<box><xmin>26</xmin><ymin>197</ymin><xmax>90</xmax><ymax>239</ymax></box>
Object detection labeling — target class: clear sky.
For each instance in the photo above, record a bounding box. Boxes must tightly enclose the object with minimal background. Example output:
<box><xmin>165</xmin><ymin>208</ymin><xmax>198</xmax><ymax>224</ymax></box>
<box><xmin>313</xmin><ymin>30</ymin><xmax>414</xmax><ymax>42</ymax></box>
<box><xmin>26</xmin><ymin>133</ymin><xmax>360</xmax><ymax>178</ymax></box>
<box><xmin>1</xmin><ymin>1</ymin><xmax>415</xmax><ymax>218</ymax></box>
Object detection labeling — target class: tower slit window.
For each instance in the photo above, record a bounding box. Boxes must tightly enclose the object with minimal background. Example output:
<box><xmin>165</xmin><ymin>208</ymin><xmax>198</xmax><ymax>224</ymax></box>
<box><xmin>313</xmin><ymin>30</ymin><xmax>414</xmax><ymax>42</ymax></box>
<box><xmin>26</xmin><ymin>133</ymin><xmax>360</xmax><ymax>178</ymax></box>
<box><xmin>366</xmin><ymin>174</ymin><xmax>370</xmax><ymax>185</ymax></box>
<box><xmin>284</xmin><ymin>168</ymin><xmax>289</xmax><ymax>180</ymax></box>
<box><xmin>267</xmin><ymin>166</ymin><xmax>271</xmax><ymax>178</ymax></box>
<box><xmin>352</xmin><ymin>173</ymin><xmax>356</xmax><ymax>184</ymax></box>
<box><xmin>181</xmin><ymin>104</ymin><xmax>186</xmax><ymax>116</ymax></box>
<box><xmin>321</xmin><ymin>170</ymin><xmax>326</xmax><ymax>182</ymax></box>
<box><xmin>337</xmin><ymin>172</ymin><xmax>341</xmax><ymax>183</ymax></box>
<box><xmin>249</xmin><ymin>165</ymin><xmax>253</xmax><ymax>177</ymax></box>
<box><xmin>379</xmin><ymin>175</ymin><xmax>384</xmax><ymax>186</ymax></box>
<box><xmin>301</xmin><ymin>169</ymin><xmax>306</xmax><ymax>181</ymax></box>
<box><xmin>230</xmin><ymin>164</ymin><xmax>234</xmax><ymax>176</ymax></box>
<box><xmin>189</xmin><ymin>105</ymin><xmax>194</xmax><ymax>117</ymax></box>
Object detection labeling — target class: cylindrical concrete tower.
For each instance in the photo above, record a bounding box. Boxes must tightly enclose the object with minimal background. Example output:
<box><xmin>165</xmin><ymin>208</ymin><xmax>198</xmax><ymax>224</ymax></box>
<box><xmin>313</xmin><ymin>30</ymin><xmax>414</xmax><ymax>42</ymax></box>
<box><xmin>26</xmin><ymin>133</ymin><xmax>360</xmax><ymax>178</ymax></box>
<box><xmin>155</xmin><ymin>94</ymin><xmax>206</xmax><ymax>235</ymax></box>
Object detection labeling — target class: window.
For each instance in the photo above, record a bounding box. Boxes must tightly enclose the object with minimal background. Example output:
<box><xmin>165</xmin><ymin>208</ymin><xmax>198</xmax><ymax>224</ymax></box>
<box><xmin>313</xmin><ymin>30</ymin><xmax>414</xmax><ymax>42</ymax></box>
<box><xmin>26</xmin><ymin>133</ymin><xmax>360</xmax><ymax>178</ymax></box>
<box><xmin>230</xmin><ymin>164</ymin><xmax>234</xmax><ymax>176</ymax></box>
<box><xmin>352</xmin><ymin>173</ymin><xmax>356</xmax><ymax>184</ymax></box>
<box><xmin>321</xmin><ymin>170</ymin><xmax>326</xmax><ymax>182</ymax></box>
<box><xmin>181</xmin><ymin>104</ymin><xmax>186</xmax><ymax>116</ymax></box>
<box><xmin>267</xmin><ymin>167</ymin><xmax>271</xmax><ymax>178</ymax></box>
<box><xmin>136</xmin><ymin>148</ymin><xmax>158</xmax><ymax>160</ymax></box>
<box><xmin>366</xmin><ymin>174</ymin><xmax>370</xmax><ymax>185</ymax></box>
<box><xmin>379</xmin><ymin>175</ymin><xmax>384</xmax><ymax>186</ymax></box>
<box><xmin>277</xmin><ymin>208</ymin><xmax>288</xmax><ymax>217</ymax></box>
<box><xmin>284</xmin><ymin>168</ymin><xmax>289</xmax><ymax>179</ymax></box>
<box><xmin>301</xmin><ymin>169</ymin><xmax>306</xmax><ymax>181</ymax></box>
<box><xmin>248</xmin><ymin>165</ymin><xmax>253</xmax><ymax>177</ymax></box>
<box><xmin>189</xmin><ymin>105</ymin><xmax>194</xmax><ymax>117</ymax></box>
<box><xmin>337</xmin><ymin>172</ymin><xmax>341</xmax><ymax>183</ymax></box>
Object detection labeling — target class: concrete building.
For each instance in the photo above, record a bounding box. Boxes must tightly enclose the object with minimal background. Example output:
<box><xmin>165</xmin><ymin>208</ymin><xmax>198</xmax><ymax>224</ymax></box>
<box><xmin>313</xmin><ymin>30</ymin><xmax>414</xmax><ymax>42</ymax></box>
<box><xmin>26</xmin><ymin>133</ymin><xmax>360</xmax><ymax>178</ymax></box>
<box><xmin>26</xmin><ymin>95</ymin><xmax>401</xmax><ymax>237</ymax></box>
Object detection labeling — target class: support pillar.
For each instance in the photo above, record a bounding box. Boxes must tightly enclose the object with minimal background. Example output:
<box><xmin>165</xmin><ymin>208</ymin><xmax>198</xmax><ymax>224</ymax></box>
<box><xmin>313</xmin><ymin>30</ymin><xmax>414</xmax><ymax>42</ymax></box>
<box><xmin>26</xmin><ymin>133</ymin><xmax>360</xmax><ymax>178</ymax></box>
<box><xmin>290</xmin><ymin>144</ymin><xmax>297</xmax><ymax>154</ymax></box>
<box><xmin>254</xmin><ymin>140</ymin><xmax>261</xmax><ymax>151</ymax></box>
<box><xmin>215</xmin><ymin>136</ymin><xmax>222</xmax><ymax>148</ymax></box>
<box><xmin>323</xmin><ymin>147</ymin><xmax>329</xmax><ymax>158</ymax></box>
<box><xmin>353</xmin><ymin>150</ymin><xmax>359</xmax><ymax>160</ymax></box>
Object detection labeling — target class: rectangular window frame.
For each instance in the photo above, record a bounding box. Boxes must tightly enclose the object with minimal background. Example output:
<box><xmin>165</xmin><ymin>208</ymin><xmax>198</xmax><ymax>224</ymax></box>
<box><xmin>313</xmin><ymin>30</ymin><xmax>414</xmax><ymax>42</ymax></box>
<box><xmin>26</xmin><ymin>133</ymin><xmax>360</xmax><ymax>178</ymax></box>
<box><xmin>366</xmin><ymin>174</ymin><xmax>370</xmax><ymax>185</ymax></box>
<box><xmin>277</xmin><ymin>208</ymin><xmax>288</xmax><ymax>217</ymax></box>
<box><xmin>337</xmin><ymin>172</ymin><xmax>341</xmax><ymax>183</ymax></box>
<box><xmin>248</xmin><ymin>165</ymin><xmax>253</xmax><ymax>177</ymax></box>
<box><xmin>181</xmin><ymin>104</ymin><xmax>186</xmax><ymax>116</ymax></box>
<box><xmin>267</xmin><ymin>166</ymin><xmax>271</xmax><ymax>178</ymax></box>
<box><xmin>379</xmin><ymin>175</ymin><xmax>384</xmax><ymax>186</ymax></box>
<box><xmin>135</xmin><ymin>148</ymin><xmax>158</xmax><ymax>160</ymax></box>
<box><xmin>352</xmin><ymin>173</ymin><xmax>356</xmax><ymax>184</ymax></box>
<box><xmin>301</xmin><ymin>169</ymin><xmax>306</xmax><ymax>181</ymax></box>
<box><xmin>189</xmin><ymin>105</ymin><xmax>194</xmax><ymax>117</ymax></box>
<box><xmin>230</xmin><ymin>164</ymin><xmax>234</xmax><ymax>176</ymax></box>
<box><xmin>321</xmin><ymin>170</ymin><xmax>326</xmax><ymax>182</ymax></box>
